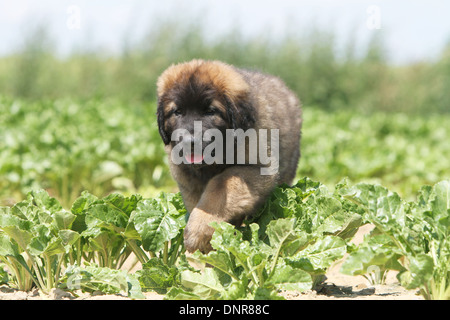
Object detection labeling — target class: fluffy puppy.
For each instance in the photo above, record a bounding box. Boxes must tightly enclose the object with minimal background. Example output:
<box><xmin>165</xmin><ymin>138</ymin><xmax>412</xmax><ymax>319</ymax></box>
<box><xmin>157</xmin><ymin>59</ymin><xmax>302</xmax><ymax>253</ymax></box>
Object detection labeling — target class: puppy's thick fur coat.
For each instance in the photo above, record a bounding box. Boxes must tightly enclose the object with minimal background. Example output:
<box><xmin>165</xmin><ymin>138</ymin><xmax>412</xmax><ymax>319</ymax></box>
<box><xmin>157</xmin><ymin>59</ymin><xmax>302</xmax><ymax>253</ymax></box>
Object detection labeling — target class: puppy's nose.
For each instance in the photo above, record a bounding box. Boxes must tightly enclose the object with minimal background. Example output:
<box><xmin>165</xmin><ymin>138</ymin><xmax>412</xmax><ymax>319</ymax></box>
<box><xmin>182</xmin><ymin>133</ymin><xmax>204</xmax><ymax>164</ymax></box>
<box><xmin>182</xmin><ymin>134</ymin><xmax>202</xmax><ymax>150</ymax></box>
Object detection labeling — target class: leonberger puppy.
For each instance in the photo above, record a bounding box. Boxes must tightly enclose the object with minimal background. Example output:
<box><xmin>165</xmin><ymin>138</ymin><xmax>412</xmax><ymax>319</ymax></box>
<box><xmin>157</xmin><ymin>59</ymin><xmax>302</xmax><ymax>253</ymax></box>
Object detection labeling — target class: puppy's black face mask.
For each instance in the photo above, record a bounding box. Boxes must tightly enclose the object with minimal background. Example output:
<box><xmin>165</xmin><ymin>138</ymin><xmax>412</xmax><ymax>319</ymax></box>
<box><xmin>158</xmin><ymin>79</ymin><xmax>231</xmax><ymax>167</ymax></box>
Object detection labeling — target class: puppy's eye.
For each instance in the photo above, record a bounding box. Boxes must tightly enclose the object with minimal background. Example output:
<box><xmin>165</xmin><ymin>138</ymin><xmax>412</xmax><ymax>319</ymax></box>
<box><xmin>204</xmin><ymin>106</ymin><xmax>217</xmax><ymax>116</ymax></box>
<box><xmin>173</xmin><ymin>109</ymin><xmax>182</xmax><ymax>116</ymax></box>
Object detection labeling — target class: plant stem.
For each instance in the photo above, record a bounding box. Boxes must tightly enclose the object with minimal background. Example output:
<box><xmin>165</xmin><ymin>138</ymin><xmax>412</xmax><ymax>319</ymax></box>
<box><xmin>168</xmin><ymin>235</ymin><xmax>182</xmax><ymax>266</ymax></box>
<box><xmin>44</xmin><ymin>254</ymin><xmax>54</xmax><ymax>292</ymax></box>
<box><xmin>26</xmin><ymin>252</ymin><xmax>46</xmax><ymax>292</ymax></box>
<box><xmin>2</xmin><ymin>258</ymin><xmax>24</xmax><ymax>290</ymax></box>
<box><xmin>268</xmin><ymin>243</ymin><xmax>283</xmax><ymax>281</ymax></box>
<box><xmin>54</xmin><ymin>253</ymin><xmax>65</xmax><ymax>285</ymax></box>
<box><xmin>163</xmin><ymin>241</ymin><xmax>169</xmax><ymax>265</ymax></box>
<box><xmin>126</xmin><ymin>239</ymin><xmax>149</xmax><ymax>264</ymax></box>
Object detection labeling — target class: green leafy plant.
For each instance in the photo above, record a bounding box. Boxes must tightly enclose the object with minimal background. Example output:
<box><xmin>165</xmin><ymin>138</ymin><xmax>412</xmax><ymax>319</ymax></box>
<box><xmin>129</xmin><ymin>192</ymin><xmax>188</xmax><ymax>294</ymax></box>
<box><xmin>167</xmin><ymin>220</ymin><xmax>307</xmax><ymax>299</ymax></box>
<box><xmin>60</xmin><ymin>263</ymin><xmax>144</xmax><ymax>299</ymax></box>
<box><xmin>0</xmin><ymin>190</ymin><xmax>79</xmax><ymax>293</ymax></box>
<box><xmin>0</xmin><ymin>265</ymin><xmax>9</xmax><ymax>285</ymax></box>
<box><xmin>0</xmin><ymin>188</ymin><xmax>188</xmax><ymax>296</ymax></box>
<box><xmin>2</xmin><ymin>97</ymin><xmax>450</xmax><ymax>209</ymax></box>
<box><xmin>1</xmin><ymin>178</ymin><xmax>448</xmax><ymax>300</ymax></box>
<box><xmin>166</xmin><ymin>178</ymin><xmax>362</xmax><ymax>300</ymax></box>
<box><xmin>129</xmin><ymin>192</ymin><xmax>186</xmax><ymax>266</ymax></box>
<box><xmin>135</xmin><ymin>256</ymin><xmax>193</xmax><ymax>294</ymax></box>
<box><xmin>60</xmin><ymin>191</ymin><xmax>187</xmax><ymax>296</ymax></box>
<box><xmin>247</xmin><ymin>178</ymin><xmax>363</xmax><ymax>241</ymax></box>
<box><xmin>340</xmin><ymin>233</ymin><xmax>403</xmax><ymax>285</ymax></box>
<box><xmin>339</xmin><ymin>180</ymin><xmax>450</xmax><ymax>300</ymax></box>
<box><xmin>70</xmin><ymin>191</ymin><xmax>143</xmax><ymax>269</ymax></box>
<box><xmin>68</xmin><ymin>191</ymin><xmax>186</xmax><ymax>267</ymax></box>
<box><xmin>0</xmin><ymin>98</ymin><xmax>171</xmax><ymax>208</ymax></box>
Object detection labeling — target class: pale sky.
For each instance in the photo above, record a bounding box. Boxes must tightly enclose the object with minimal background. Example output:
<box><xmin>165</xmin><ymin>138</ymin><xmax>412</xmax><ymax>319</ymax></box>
<box><xmin>1</xmin><ymin>0</ymin><xmax>449</xmax><ymax>63</ymax></box>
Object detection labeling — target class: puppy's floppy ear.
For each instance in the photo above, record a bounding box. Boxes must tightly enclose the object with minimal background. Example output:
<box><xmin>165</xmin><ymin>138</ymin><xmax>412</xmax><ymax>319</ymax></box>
<box><xmin>157</xmin><ymin>98</ymin><xmax>170</xmax><ymax>145</ymax></box>
<box><xmin>225</xmin><ymin>94</ymin><xmax>256</xmax><ymax>131</ymax></box>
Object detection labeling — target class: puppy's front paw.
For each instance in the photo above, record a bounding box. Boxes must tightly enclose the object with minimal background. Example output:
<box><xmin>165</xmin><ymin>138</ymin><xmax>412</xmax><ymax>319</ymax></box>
<box><xmin>184</xmin><ymin>208</ymin><xmax>221</xmax><ymax>253</ymax></box>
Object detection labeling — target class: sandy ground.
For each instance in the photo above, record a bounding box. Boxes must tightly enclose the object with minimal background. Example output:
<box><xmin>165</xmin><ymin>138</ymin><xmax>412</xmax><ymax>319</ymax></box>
<box><xmin>0</xmin><ymin>224</ymin><xmax>423</xmax><ymax>300</ymax></box>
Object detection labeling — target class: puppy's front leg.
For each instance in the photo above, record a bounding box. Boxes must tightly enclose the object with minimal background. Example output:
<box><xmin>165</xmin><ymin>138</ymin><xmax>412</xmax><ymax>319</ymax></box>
<box><xmin>184</xmin><ymin>167</ymin><xmax>277</xmax><ymax>253</ymax></box>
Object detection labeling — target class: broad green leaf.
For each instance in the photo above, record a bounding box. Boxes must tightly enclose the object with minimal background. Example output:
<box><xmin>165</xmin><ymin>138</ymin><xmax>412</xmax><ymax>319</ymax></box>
<box><xmin>191</xmin><ymin>249</ymin><xmax>237</xmax><ymax>279</ymax></box>
<box><xmin>71</xmin><ymin>191</ymin><xmax>98</xmax><ymax>215</ymax></box>
<box><xmin>101</xmin><ymin>193</ymin><xmax>142</xmax><ymax>217</ymax></box>
<box><xmin>266</xmin><ymin>218</ymin><xmax>296</xmax><ymax>248</ymax></box>
<box><xmin>0</xmin><ymin>212</ymin><xmax>33</xmax><ymax>231</ymax></box>
<box><xmin>28</xmin><ymin>189</ymin><xmax>62</xmax><ymax>213</ymax></box>
<box><xmin>28</xmin><ymin>224</ymin><xmax>65</xmax><ymax>256</ymax></box>
<box><xmin>59</xmin><ymin>230</ymin><xmax>80</xmax><ymax>247</ymax></box>
<box><xmin>340</xmin><ymin>235</ymin><xmax>404</xmax><ymax>276</ymax></box>
<box><xmin>0</xmin><ymin>225</ymin><xmax>33</xmax><ymax>251</ymax></box>
<box><xmin>180</xmin><ymin>268</ymin><xmax>223</xmax><ymax>299</ymax></box>
<box><xmin>132</xmin><ymin>200</ymin><xmax>170</xmax><ymax>251</ymax></box>
<box><xmin>292</xmin><ymin>177</ymin><xmax>323</xmax><ymax>197</ymax></box>
<box><xmin>398</xmin><ymin>254</ymin><xmax>434</xmax><ymax>290</ymax></box>
<box><xmin>220</xmin><ymin>278</ymin><xmax>249</xmax><ymax>300</ymax></box>
<box><xmin>266</xmin><ymin>263</ymin><xmax>312</xmax><ymax>292</ymax></box>
<box><xmin>312</xmin><ymin>196</ymin><xmax>363</xmax><ymax>239</ymax></box>
<box><xmin>0</xmin><ymin>234</ymin><xmax>20</xmax><ymax>256</ymax></box>
<box><xmin>84</xmin><ymin>228</ymin><xmax>123</xmax><ymax>253</ymax></box>
<box><xmin>340</xmin><ymin>183</ymin><xmax>405</xmax><ymax>226</ymax></box>
<box><xmin>72</xmin><ymin>193</ymin><xmax>141</xmax><ymax>234</ymax></box>
<box><xmin>330</xmin><ymin>213</ymin><xmax>363</xmax><ymax>240</ymax></box>
<box><xmin>85</xmin><ymin>203</ymin><xmax>129</xmax><ymax>231</ymax></box>
<box><xmin>9</xmin><ymin>202</ymin><xmax>36</xmax><ymax>221</ymax></box>
<box><xmin>136</xmin><ymin>258</ymin><xmax>180</xmax><ymax>293</ymax></box>
<box><xmin>132</xmin><ymin>198</ymin><xmax>183</xmax><ymax>253</ymax></box>
<box><xmin>122</xmin><ymin>220</ymin><xmax>141</xmax><ymax>240</ymax></box>
<box><xmin>209</xmin><ymin>222</ymin><xmax>252</xmax><ymax>267</ymax></box>
<box><xmin>430</xmin><ymin>180</ymin><xmax>450</xmax><ymax>216</ymax></box>
<box><xmin>126</xmin><ymin>273</ymin><xmax>146</xmax><ymax>299</ymax></box>
<box><xmin>420</xmin><ymin>181</ymin><xmax>450</xmax><ymax>234</ymax></box>
<box><xmin>52</xmin><ymin>210</ymin><xmax>76</xmax><ymax>230</ymax></box>
<box><xmin>63</xmin><ymin>264</ymin><xmax>144</xmax><ymax>298</ymax></box>
<box><xmin>165</xmin><ymin>287</ymin><xmax>202</xmax><ymax>300</ymax></box>
<box><xmin>29</xmin><ymin>237</ymin><xmax>65</xmax><ymax>256</ymax></box>
<box><xmin>266</xmin><ymin>218</ymin><xmax>308</xmax><ymax>256</ymax></box>
<box><xmin>287</xmin><ymin>236</ymin><xmax>346</xmax><ymax>273</ymax></box>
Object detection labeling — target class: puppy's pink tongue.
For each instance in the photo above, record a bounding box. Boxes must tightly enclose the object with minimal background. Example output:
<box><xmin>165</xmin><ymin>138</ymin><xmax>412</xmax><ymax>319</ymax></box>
<box><xmin>185</xmin><ymin>153</ymin><xmax>204</xmax><ymax>164</ymax></box>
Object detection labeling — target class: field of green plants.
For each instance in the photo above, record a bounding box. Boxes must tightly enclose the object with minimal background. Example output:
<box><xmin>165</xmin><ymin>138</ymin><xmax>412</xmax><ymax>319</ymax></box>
<box><xmin>0</xmin><ymin>97</ymin><xmax>449</xmax><ymax>300</ymax></box>
<box><xmin>2</xmin><ymin>97</ymin><xmax>450</xmax><ymax>207</ymax></box>
<box><xmin>1</xmin><ymin>177</ymin><xmax>449</xmax><ymax>300</ymax></box>
<box><xmin>1</xmin><ymin>20</ymin><xmax>449</xmax><ymax>300</ymax></box>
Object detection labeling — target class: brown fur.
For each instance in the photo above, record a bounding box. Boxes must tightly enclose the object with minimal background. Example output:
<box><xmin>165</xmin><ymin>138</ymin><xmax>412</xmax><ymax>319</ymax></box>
<box><xmin>157</xmin><ymin>59</ymin><xmax>302</xmax><ymax>253</ymax></box>
<box><xmin>157</xmin><ymin>59</ymin><xmax>249</xmax><ymax>100</ymax></box>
